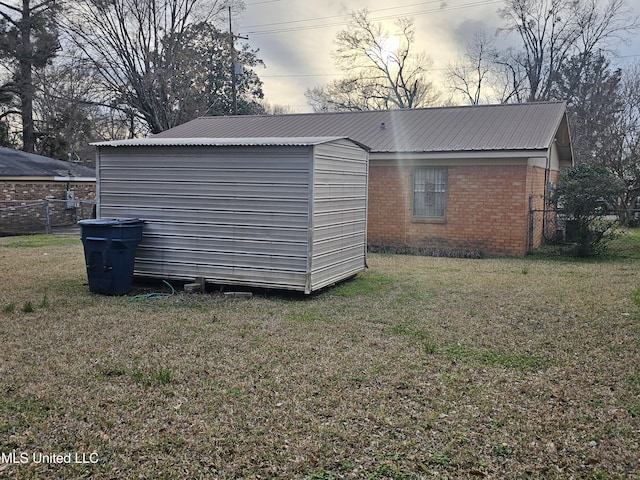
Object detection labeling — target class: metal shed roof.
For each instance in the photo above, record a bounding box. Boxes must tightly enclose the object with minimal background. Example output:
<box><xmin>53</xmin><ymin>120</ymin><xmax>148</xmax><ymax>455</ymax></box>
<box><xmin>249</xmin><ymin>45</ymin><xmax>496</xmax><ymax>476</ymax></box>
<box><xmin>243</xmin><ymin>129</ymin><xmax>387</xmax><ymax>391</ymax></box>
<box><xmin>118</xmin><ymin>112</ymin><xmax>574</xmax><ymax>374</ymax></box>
<box><xmin>152</xmin><ymin>101</ymin><xmax>571</xmax><ymax>156</ymax></box>
<box><xmin>0</xmin><ymin>146</ymin><xmax>96</xmax><ymax>179</ymax></box>
<box><xmin>92</xmin><ymin>136</ymin><xmax>369</xmax><ymax>150</ymax></box>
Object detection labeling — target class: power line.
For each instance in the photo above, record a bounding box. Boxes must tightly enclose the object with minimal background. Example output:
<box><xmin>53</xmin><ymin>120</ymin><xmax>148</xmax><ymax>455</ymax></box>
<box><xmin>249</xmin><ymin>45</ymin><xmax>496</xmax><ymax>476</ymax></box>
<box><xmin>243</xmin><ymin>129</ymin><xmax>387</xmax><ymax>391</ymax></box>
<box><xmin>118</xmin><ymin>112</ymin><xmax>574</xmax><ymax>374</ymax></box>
<box><xmin>241</xmin><ymin>0</ymin><xmax>454</xmax><ymax>30</ymax></box>
<box><xmin>372</xmin><ymin>0</ymin><xmax>504</xmax><ymax>22</ymax></box>
<box><xmin>244</xmin><ymin>0</ymin><xmax>283</xmax><ymax>5</ymax></box>
<box><xmin>242</xmin><ymin>0</ymin><xmax>504</xmax><ymax>35</ymax></box>
<box><xmin>261</xmin><ymin>73</ymin><xmax>339</xmax><ymax>78</ymax></box>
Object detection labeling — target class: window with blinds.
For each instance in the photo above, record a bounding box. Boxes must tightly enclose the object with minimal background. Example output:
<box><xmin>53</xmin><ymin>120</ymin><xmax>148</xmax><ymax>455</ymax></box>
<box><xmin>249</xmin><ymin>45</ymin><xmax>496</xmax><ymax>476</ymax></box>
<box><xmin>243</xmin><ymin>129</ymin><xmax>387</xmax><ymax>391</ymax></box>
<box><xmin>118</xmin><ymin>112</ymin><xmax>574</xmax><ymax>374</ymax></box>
<box><xmin>413</xmin><ymin>167</ymin><xmax>447</xmax><ymax>218</ymax></box>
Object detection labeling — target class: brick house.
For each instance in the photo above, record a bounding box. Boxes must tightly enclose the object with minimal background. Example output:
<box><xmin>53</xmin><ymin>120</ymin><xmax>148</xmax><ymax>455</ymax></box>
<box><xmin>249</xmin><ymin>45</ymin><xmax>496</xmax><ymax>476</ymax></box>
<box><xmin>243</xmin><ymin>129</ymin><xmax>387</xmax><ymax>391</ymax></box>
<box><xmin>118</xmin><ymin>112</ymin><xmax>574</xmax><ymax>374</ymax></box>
<box><xmin>0</xmin><ymin>147</ymin><xmax>96</xmax><ymax>235</ymax></box>
<box><xmin>148</xmin><ymin>102</ymin><xmax>572</xmax><ymax>256</ymax></box>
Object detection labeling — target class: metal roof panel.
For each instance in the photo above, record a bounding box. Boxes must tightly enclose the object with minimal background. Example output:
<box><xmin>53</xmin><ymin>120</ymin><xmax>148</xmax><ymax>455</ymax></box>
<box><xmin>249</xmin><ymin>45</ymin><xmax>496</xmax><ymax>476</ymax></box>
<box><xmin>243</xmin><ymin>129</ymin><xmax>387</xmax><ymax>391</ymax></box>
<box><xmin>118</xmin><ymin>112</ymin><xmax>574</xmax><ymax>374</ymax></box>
<box><xmin>152</xmin><ymin>102</ymin><xmax>569</xmax><ymax>155</ymax></box>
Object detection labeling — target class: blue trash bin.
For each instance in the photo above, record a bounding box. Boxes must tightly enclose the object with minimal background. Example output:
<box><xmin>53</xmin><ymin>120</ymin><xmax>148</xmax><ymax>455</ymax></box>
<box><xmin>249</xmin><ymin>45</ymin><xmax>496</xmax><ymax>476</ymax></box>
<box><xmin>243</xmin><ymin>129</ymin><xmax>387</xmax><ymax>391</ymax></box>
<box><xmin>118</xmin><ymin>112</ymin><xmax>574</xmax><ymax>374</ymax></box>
<box><xmin>78</xmin><ymin>218</ymin><xmax>145</xmax><ymax>295</ymax></box>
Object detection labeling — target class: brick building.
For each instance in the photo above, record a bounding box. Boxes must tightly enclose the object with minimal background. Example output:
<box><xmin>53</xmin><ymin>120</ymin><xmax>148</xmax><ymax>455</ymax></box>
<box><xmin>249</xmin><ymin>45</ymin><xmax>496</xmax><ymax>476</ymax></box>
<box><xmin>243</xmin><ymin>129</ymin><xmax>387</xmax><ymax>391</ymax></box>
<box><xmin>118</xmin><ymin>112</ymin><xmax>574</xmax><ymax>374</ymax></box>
<box><xmin>0</xmin><ymin>147</ymin><xmax>96</xmax><ymax>235</ymax></box>
<box><xmin>136</xmin><ymin>102</ymin><xmax>573</xmax><ymax>256</ymax></box>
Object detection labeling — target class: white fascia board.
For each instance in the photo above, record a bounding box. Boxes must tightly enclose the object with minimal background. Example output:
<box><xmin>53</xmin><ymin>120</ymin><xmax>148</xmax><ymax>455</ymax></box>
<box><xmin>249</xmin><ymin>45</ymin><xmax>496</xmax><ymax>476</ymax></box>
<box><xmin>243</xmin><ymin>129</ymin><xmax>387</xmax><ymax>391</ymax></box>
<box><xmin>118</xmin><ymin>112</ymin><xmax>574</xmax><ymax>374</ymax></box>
<box><xmin>53</xmin><ymin>176</ymin><xmax>96</xmax><ymax>182</ymax></box>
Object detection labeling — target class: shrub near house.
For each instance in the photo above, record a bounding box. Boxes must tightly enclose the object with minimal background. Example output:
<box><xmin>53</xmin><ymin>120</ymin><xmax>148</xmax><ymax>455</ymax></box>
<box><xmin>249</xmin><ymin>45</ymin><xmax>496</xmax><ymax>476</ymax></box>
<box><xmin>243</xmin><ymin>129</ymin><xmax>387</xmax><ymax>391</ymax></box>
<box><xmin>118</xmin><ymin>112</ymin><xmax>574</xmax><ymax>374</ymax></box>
<box><xmin>554</xmin><ymin>163</ymin><xmax>626</xmax><ymax>256</ymax></box>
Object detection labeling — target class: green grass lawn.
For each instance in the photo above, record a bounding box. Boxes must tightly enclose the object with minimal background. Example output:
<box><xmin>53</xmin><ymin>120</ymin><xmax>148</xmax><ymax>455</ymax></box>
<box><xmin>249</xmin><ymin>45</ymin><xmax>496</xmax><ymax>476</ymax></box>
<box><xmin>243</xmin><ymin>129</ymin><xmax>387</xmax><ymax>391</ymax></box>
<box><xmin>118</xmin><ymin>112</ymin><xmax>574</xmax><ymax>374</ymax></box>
<box><xmin>1</xmin><ymin>235</ymin><xmax>639</xmax><ymax>479</ymax></box>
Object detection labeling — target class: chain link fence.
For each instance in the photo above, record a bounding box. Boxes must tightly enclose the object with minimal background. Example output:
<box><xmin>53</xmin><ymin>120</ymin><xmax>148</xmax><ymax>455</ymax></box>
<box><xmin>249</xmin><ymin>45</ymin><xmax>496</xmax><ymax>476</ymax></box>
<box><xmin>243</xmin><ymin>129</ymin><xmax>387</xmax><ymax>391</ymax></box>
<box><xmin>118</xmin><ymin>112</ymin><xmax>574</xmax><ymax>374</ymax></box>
<box><xmin>529</xmin><ymin>207</ymin><xmax>640</xmax><ymax>257</ymax></box>
<box><xmin>0</xmin><ymin>199</ymin><xmax>95</xmax><ymax>236</ymax></box>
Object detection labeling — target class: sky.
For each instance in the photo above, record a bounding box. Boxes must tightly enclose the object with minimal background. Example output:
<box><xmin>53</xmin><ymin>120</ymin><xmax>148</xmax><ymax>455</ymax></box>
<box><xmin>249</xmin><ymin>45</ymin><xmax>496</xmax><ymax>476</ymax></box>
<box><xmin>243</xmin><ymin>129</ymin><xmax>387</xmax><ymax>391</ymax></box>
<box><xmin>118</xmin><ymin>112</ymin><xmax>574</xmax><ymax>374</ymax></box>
<box><xmin>232</xmin><ymin>0</ymin><xmax>640</xmax><ymax>112</ymax></box>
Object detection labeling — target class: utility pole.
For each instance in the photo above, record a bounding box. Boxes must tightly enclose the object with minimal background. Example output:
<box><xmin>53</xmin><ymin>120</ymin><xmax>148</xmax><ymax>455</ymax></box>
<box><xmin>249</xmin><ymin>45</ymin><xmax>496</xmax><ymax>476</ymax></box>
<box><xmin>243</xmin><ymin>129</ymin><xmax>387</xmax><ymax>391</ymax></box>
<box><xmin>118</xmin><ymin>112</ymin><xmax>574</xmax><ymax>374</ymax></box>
<box><xmin>228</xmin><ymin>6</ymin><xmax>248</xmax><ymax>116</ymax></box>
<box><xmin>228</xmin><ymin>6</ymin><xmax>237</xmax><ymax>115</ymax></box>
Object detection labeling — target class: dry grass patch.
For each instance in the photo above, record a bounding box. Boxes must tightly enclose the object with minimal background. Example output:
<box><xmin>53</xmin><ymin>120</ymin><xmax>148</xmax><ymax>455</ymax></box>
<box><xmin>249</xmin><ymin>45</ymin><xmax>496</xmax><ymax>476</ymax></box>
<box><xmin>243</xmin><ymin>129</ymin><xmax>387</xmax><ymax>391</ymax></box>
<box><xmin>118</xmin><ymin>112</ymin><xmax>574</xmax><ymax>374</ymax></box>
<box><xmin>0</xmin><ymin>235</ymin><xmax>639</xmax><ymax>479</ymax></box>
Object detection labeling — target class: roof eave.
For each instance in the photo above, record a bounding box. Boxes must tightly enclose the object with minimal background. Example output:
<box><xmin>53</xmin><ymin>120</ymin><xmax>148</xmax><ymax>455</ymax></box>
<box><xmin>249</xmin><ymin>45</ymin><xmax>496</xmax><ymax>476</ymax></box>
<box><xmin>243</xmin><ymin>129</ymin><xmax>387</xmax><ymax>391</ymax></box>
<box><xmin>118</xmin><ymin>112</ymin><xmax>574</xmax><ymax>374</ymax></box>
<box><xmin>91</xmin><ymin>136</ymin><xmax>370</xmax><ymax>150</ymax></box>
<box><xmin>0</xmin><ymin>176</ymin><xmax>96</xmax><ymax>182</ymax></box>
<box><xmin>372</xmin><ymin>148</ymin><xmax>550</xmax><ymax>159</ymax></box>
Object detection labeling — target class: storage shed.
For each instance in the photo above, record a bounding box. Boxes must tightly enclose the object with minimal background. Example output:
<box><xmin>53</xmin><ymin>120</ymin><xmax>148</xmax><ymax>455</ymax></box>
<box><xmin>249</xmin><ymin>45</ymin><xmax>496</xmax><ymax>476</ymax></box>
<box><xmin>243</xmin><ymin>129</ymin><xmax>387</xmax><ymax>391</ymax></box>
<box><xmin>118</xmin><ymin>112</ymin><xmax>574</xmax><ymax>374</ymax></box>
<box><xmin>92</xmin><ymin>136</ymin><xmax>369</xmax><ymax>293</ymax></box>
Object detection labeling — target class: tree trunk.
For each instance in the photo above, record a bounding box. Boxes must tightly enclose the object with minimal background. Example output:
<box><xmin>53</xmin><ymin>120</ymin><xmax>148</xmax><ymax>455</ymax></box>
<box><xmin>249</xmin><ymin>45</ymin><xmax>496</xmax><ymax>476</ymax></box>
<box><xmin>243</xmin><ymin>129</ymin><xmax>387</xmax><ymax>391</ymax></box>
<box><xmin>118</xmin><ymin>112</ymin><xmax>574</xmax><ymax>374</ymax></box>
<box><xmin>19</xmin><ymin>0</ymin><xmax>35</xmax><ymax>153</ymax></box>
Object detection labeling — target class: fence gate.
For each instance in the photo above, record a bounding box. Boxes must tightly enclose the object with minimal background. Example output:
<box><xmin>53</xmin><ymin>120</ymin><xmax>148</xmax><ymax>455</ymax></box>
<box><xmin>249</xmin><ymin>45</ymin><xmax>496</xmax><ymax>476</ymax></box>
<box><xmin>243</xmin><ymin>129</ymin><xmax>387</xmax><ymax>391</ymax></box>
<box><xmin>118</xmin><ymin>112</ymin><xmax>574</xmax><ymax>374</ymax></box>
<box><xmin>528</xmin><ymin>199</ymin><xmax>562</xmax><ymax>253</ymax></box>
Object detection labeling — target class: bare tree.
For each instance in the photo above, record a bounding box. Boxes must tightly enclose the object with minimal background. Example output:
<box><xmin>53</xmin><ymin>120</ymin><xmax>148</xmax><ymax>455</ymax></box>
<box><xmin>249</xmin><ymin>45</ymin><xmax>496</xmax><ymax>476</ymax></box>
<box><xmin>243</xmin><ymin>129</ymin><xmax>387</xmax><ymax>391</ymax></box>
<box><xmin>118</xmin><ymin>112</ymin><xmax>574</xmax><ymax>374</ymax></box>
<box><xmin>306</xmin><ymin>9</ymin><xmax>439</xmax><ymax>112</ymax></box>
<box><xmin>32</xmin><ymin>53</ymin><xmax>107</xmax><ymax>162</ymax></box>
<box><xmin>64</xmin><ymin>0</ymin><xmax>260</xmax><ymax>135</ymax></box>
<box><xmin>0</xmin><ymin>0</ymin><xmax>60</xmax><ymax>152</ymax></box>
<box><xmin>446</xmin><ymin>31</ymin><xmax>494</xmax><ymax>105</ymax></box>
<box><xmin>492</xmin><ymin>49</ymin><xmax>528</xmax><ymax>103</ymax></box>
<box><xmin>446</xmin><ymin>30</ymin><xmax>526</xmax><ymax>105</ymax></box>
<box><xmin>498</xmin><ymin>0</ymin><xmax>639</xmax><ymax>102</ymax></box>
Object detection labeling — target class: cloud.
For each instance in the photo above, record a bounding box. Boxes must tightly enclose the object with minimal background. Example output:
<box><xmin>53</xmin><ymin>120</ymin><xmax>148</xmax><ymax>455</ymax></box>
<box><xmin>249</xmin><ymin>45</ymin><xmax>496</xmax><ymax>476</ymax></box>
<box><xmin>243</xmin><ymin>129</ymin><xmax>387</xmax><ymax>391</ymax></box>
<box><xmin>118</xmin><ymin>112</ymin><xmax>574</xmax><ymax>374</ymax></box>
<box><xmin>238</xmin><ymin>0</ymin><xmax>640</xmax><ymax>111</ymax></box>
<box><xmin>450</xmin><ymin>18</ymin><xmax>495</xmax><ymax>49</ymax></box>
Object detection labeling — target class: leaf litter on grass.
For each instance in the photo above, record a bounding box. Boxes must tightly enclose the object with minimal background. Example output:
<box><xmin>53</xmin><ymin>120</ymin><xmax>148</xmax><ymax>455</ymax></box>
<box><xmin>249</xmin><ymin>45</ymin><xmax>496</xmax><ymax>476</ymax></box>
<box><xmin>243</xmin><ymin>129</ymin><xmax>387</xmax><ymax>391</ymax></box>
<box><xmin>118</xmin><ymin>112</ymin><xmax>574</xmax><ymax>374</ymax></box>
<box><xmin>0</xmin><ymin>235</ymin><xmax>639</xmax><ymax>478</ymax></box>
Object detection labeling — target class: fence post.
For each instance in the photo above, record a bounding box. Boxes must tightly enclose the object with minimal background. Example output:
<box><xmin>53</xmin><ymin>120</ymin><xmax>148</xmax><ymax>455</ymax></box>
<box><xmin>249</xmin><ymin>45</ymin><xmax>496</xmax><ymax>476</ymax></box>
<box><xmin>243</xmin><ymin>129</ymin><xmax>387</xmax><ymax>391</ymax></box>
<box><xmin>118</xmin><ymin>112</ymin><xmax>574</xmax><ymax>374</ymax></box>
<box><xmin>43</xmin><ymin>199</ymin><xmax>51</xmax><ymax>234</ymax></box>
<box><xmin>528</xmin><ymin>196</ymin><xmax>534</xmax><ymax>254</ymax></box>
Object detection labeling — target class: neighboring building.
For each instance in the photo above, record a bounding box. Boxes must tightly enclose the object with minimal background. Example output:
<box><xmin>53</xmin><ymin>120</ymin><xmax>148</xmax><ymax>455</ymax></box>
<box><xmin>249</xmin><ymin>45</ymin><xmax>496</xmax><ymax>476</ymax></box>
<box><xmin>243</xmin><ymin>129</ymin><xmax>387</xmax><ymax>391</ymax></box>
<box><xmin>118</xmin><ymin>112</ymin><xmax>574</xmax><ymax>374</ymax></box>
<box><xmin>0</xmin><ymin>147</ymin><xmax>96</xmax><ymax>235</ymax></box>
<box><xmin>92</xmin><ymin>137</ymin><xmax>369</xmax><ymax>293</ymax></box>
<box><xmin>151</xmin><ymin>101</ymin><xmax>573</xmax><ymax>256</ymax></box>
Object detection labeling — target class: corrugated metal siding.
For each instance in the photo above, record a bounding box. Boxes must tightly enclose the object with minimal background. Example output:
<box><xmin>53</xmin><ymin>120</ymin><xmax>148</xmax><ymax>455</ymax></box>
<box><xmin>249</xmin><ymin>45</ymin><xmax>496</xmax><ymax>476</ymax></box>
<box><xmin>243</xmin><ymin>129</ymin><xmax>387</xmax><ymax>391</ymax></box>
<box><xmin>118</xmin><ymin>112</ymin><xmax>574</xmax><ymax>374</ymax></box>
<box><xmin>98</xmin><ymin>145</ymin><xmax>312</xmax><ymax>290</ymax></box>
<box><xmin>310</xmin><ymin>139</ymin><xmax>368</xmax><ymax>290</ymax></box>
<box><xmin>96</xmin><ymin>140</ymin><xmax>368</xmax><ymax>293</ymax></box>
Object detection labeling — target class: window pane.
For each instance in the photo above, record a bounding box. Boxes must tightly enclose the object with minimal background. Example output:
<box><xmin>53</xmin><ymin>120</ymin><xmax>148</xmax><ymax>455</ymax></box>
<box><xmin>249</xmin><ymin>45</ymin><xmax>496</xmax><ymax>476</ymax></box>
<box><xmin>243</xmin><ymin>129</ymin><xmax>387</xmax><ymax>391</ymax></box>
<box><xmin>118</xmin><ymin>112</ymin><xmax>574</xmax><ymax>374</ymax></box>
<box><xmin>413</xmin><ymin>167</ymin><xmax>446</xmax><ymax>218</ymax></box>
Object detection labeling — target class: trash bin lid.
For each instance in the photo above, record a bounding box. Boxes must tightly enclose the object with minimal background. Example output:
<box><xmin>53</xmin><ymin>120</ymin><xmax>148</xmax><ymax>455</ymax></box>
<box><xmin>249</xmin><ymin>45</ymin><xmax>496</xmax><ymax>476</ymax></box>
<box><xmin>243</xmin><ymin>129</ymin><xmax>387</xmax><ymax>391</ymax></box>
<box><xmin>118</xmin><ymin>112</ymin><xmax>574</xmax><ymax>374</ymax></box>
<box><xmin>78</xmin><ymin>218</ymin><xmax>120</xmax><ymax>226</ymax></box>
<box><xmin>78</xmin><ymin>218</ymin><xmax>144</xmax><ymax>226</ymax></box>
<box><xmin>113</xmin><ymin>218</ymin><xmax>144</xmax><ymax>225</ymax></box>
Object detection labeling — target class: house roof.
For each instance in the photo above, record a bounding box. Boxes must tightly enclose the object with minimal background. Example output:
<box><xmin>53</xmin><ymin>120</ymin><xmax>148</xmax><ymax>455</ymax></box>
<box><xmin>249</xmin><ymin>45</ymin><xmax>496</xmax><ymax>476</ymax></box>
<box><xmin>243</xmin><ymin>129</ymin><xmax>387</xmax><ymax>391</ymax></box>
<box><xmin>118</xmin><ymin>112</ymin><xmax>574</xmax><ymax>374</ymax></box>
<box><xmin>153</xmin><ymin>101</ymin><xmax>571</xmax><ymax>157</ymax></box>
<box><xmin>93</xmin><ymin>136</ymin><xmax>369</xmax><ymax>150</ymax></box>
<box><xmin>0</xmin><ymin>146</ymin><xmax>95</xmax><ymax>179</ymax></box>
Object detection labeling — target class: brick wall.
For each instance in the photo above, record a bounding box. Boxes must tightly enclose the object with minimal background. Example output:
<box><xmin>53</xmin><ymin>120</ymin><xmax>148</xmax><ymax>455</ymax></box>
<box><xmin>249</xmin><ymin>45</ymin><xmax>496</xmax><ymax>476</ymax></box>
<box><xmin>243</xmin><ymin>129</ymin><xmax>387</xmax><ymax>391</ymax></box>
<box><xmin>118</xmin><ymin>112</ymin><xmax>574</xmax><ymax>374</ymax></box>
<box><xmin>367</xmin><ymin>165</ymin><xmax>409</xmax><ymax>246</ymax></box>
<box><xmin>368</xmin><ymin>163</ymin><xmax>556</xmax><ymax>256</ymax></box>
<box><xmin>0</xmin><ymin>181</ymin><xmax>95</xmax><ymax>235</ymax></box>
